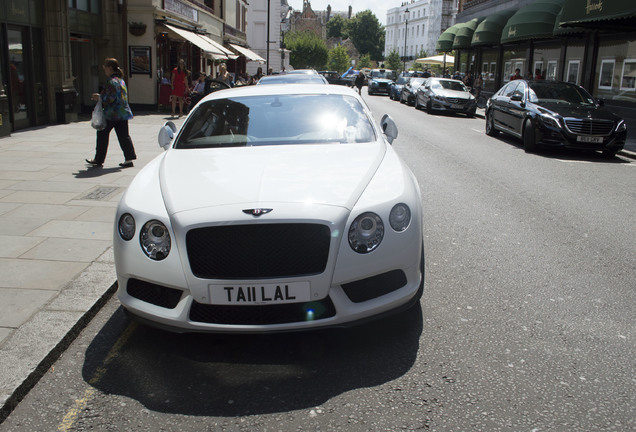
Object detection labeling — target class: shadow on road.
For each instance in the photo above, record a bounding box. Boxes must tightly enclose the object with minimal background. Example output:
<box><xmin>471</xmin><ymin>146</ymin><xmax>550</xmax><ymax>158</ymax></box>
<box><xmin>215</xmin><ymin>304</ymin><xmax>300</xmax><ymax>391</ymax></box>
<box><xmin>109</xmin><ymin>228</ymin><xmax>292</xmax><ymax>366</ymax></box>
<box><xmin>82</xmin><ymin>304</ymin><xmax>423</xmax><ymax>416</ymax></box>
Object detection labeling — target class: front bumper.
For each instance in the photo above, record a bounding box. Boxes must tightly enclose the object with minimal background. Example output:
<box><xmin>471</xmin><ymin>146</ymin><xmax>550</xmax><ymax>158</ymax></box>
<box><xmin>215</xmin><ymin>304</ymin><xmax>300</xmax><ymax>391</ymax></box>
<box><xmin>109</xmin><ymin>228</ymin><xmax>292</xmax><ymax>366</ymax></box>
<box><xmin>536</xmin><ymin>124</ymin><xmax>626</xmax><ymax>152</ymax></box>
<box><xmin>430</xmin><ymin>98</ymin><xmax>476</xmax><ymax>114</ymax></box>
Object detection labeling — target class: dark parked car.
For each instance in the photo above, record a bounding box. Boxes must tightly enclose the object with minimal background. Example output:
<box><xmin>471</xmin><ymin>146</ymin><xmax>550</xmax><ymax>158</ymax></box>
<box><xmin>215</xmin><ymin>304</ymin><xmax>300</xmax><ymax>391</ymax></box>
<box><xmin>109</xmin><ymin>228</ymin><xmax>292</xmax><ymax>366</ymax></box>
<box><xmin>414</xmin><ymin>77</ymin><xmax>477</xmax><ymax>116</ymax></box>
<box><xmin>318</xmin><ymin>71</ymin><xmax>349</xmax><ymax>86</ymax></box>
<box><xmin>389</xmin><ymin>76</ymin><xmax>410</xmax><ymax>101</ymax></box>
<box><xmin>400</xmin><ymin>77</ymin><xmax>426</xmax><ymax>106</ymax></box>
<box><xmin>367</xmin><ymin>69</ymin><xmax>396</xmax><ymax>96</ymax></box>
<box><xmin>485</xmin><ymin>80</ymin><xmax>627</xmax><ymax>155</ymax></box>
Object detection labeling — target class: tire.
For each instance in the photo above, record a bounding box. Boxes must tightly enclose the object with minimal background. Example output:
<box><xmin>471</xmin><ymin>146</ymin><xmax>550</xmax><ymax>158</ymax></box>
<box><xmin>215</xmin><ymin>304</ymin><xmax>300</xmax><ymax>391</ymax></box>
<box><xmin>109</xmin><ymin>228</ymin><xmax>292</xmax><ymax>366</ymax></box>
<box><xmin>414</xmin><ymin>96</ymin><xmax>420</xmax><ymax>110</ymax></box>
<box><xmin>426</xmin><ymin>100</ymin><xmax>433</xmax><ymax>114</ymax></box>
<box><xmin>485</xmin><ymin>110</ymin><xmax>499</xmax><ymax>136</ymax></box>
<box><xmin>523</xmin><ymin>119</ymin><xmax>537</xmax><ymax>153</ymax></box>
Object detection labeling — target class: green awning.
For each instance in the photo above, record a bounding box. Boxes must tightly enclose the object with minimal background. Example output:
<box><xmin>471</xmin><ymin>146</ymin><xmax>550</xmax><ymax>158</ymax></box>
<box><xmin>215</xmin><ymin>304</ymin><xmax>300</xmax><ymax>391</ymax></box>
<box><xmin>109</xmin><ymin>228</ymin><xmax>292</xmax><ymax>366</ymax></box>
<box><xmin>452</xmin><ymin>17</ymin><xmax>485</xmax><ymax>49</ymax></box>
<box><xmin>471</xmin><ymin>9</ymin><xmax>517</xmax><ymax>47</ymax></box>
<box><xmin>553</xmin><ymin>9</ymin><xmax>587</xmax><ymax>36</ymax></box>
<box><xmin>559</xmin><ymin>0</ymin><xmax>636</xmax><ymax>29</ymax></box>
<box><xmin>501</xmin><ymin>0</ymin><xmax>564</xmax><ymax>44</ymax></box>
<box><xmin>436</xmin><ymin>23</ymin><xmax>463</xmax><ymax>52</ymax></box>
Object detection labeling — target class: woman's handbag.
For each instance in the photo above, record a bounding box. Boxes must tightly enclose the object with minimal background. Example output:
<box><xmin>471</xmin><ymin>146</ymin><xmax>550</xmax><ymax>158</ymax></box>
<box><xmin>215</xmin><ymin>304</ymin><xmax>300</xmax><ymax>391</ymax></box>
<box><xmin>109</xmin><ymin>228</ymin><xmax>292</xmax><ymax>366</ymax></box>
<box><xmin>91</xmin><ymin>99</ymin><xmax>106</xmax><ymax>130</ymax></box>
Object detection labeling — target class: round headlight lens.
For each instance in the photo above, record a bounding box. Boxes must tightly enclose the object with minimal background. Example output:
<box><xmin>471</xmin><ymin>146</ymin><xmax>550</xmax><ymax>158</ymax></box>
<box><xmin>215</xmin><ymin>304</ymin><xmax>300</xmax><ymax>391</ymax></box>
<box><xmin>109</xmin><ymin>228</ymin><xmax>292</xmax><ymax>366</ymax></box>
<box><xmin>348</xmin><ymin>212</ymin><xmax>384</xmax><ymax>254</ymax></box>
<box><xmin>118</xmin><ymin>213</ymin><xmax>135</xmax><ymax>241</ymax></box>
<box><xmin>389</xmin><ymin>203</ymin><xmax>411</xmax><ymax>232</ymax></box>
<box><xmin>140</xmin><ymin>220</ymin><xmax>171</xmax><ymax>260</ymax></box>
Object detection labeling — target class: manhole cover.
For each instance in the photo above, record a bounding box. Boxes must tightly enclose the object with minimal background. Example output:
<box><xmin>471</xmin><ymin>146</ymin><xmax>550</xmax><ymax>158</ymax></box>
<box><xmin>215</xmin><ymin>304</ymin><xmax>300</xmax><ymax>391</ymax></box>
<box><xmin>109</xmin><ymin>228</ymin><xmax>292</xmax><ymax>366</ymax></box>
<box><xmin>78</xmin><ymin>186</ymin><xmax>121</xmax><ymax>201</ymax></box>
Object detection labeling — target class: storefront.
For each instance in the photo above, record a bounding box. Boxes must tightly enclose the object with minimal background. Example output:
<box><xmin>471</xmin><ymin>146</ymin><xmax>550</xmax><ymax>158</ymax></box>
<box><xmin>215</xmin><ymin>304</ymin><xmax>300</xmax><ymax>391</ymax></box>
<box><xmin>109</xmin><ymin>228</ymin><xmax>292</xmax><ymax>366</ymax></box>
<box><xmin>0</xmin><ymin>1</ymin><xmax>47</xmax><ymax>135</ymax></box>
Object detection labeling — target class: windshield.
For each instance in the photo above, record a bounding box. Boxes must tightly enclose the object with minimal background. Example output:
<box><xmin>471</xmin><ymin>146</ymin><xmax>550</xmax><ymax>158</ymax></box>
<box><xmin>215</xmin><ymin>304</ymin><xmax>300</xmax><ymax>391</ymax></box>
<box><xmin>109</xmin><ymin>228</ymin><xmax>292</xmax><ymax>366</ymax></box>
<box><xmin>176</xmin><ymin>94</ymin><xmax>376</xmax><ymax>148</ymax></box>
<box><xmin>371</xmin><ymin>70</ymin><xmax>394</xmax><ymax>79</ymax></box>
<box><xmin>410</xmin><ymin>78</ymin><xmax>426</xmax><ymax>87</ymax></box>
<box><xmin>433</xmin><ymin>80</ymin><xmax>468</xmax><ymax>91</ymax></box>
<box><xmin>397</xmin><ymin>77</ymin><xmax>409</xmax><ymax>85</ymax></box>
<box><xmin>528</xmin><ymin>82</ymin><xmax>596</xmax><ymax>106</ymax></box>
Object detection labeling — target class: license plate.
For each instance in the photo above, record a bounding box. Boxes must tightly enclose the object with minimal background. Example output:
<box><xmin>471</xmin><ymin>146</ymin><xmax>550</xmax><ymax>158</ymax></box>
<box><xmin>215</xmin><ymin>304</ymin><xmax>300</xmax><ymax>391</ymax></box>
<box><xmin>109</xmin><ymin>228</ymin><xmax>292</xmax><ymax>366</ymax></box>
<box><xmin>451</xmin><ymin>103</ymin><xmax>464</xmax><ymax>109</ymax></box>
<box><xmin>209</xmin><ymin>282</ymin><xmax>311</xmax><ymax>304</ymax></box>
<box><xmin>577</xmin><ymin>135</ymin><xmax>603</xmax><ymax>143</ymax></box>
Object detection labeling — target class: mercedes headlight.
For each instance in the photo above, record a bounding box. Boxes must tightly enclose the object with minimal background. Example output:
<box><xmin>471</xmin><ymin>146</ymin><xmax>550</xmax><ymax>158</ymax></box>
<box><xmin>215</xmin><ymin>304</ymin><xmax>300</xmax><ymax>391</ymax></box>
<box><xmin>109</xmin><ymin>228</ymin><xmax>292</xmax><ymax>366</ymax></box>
<box><xmin>348</xmin><ymin>212</ymin><xmax>384</xmax><ymax>254</ymax></box>
<box><xmin>616</xmin><ymin>120</ymin><xmax>627</xmax><ymax>133</ymax></box>
<box><xmin>539</xmin><ymin>113</ymin><xmax>561</xmax><ymax>129</ymax></box>
<box><xmin>389</xmin><ymin>203</ymin><xmax>411</xmax><ymax>232</ymax></box>
<box><xmin>118</xmin><ymin>213</ymin><xmax>136</xmax><ymax>241</ymax></box>
<box><xmin>140</xmin><ymin>220</ymin><xmax>171</xmax><ymax>260</ymax></box>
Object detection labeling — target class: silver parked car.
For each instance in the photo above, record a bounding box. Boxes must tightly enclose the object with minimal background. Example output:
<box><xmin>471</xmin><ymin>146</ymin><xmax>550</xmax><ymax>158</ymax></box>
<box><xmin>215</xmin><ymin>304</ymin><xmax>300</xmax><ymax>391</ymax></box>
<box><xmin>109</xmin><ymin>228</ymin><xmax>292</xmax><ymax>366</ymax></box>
<box><xmin>415</xmin><ymin>77</ymin><xmax>477</xmax><ymax>117</ymax></box>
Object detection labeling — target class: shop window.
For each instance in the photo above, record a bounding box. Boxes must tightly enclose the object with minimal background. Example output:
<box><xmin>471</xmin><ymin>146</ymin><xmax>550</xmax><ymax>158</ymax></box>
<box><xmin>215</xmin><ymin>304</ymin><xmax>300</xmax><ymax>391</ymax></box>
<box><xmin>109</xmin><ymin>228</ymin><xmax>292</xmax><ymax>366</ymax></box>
<box><xmin>534</xmin><ymin>61</ymin><xmax>543</xmax><ymax>78</ymax></box>
<box><xmin>567</xmin><ymin>60</ymin><xmax>580</xmax><ymax>84</ymax></box>
<box><xmin>489</xmin><ymin>62</ymin><xmax>496</xmax><ymax>81</ymax></box>
<box><xmin>547</xmin><ymin>61</ymin><xmax>557</xmax><ymax>81</ymax></box>
<box><xmin>599</xmin><ymin>60</ymin><xmax>615</xmax><ymax>89</ymax></box>
<box><xmin>620</xmin><ymin>60</ymin><xmax>636</xmax><ymax>91</ymax></box>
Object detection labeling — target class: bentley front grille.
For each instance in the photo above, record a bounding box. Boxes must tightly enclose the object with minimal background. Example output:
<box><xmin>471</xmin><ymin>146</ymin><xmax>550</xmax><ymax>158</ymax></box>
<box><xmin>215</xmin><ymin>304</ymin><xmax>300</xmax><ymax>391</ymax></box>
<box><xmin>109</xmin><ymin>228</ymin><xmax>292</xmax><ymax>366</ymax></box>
<box><xmin>186</xmin><ymin>223</ymin><xmax>331</xmax><ymax>279</ymax></box>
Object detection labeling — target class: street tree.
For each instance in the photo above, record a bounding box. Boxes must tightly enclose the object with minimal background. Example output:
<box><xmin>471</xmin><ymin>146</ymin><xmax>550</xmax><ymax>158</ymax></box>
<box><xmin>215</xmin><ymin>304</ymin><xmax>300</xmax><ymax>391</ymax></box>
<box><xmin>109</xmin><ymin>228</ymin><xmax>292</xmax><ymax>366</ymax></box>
<box><xmin>327</xmin><ymin>15</ymin><xmax>347</xmax><ymax>39</ymax></box>
<box><xmin>284</xmin><ymin>31</ymin><xmax>328</xmax><ymax>70</ymax></box>
<box><xmin>345</xmin><ymin>10</ymin><xmax>384</xmax><ymax>61</ymax></box>
<box><xmin>328</xmin><ymin>44</ymin><xmax>351</xmax><ymax>73</ymax></box>
<box><xmin>385</xmin><ymin>49</ymin><xmax>402</xmax><ymax>72</ymax></box>
<box><xmin>358</xmin><ymin>53</ymin><xmax>372</xmax><ymax>69</ymax></box>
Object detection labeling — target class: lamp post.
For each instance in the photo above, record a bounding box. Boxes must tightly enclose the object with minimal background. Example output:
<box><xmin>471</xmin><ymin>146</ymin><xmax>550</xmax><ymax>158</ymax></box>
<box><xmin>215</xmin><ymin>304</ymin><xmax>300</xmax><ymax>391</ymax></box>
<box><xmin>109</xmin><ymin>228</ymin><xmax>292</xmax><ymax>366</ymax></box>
<box><xmin>403</xmin><ymin>7</ymin><xmax>409</xmax><ymax>74</ymax></box>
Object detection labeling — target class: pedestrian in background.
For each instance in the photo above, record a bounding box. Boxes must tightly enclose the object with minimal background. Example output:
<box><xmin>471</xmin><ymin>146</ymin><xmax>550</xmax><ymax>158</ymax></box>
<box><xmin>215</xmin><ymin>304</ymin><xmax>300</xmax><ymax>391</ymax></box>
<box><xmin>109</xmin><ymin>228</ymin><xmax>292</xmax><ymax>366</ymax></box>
<box><xmin>86</xmin><ymin>58</ymin><xmax>136</xmax><ymax>168</ymax></box>
<box><xmin>171</xmin><ymin>59</ymin><xmax>188</xmax><ymax>117</ymax></box>
<box><xmin>217</xmin><ymin>63</ymin><xmax>233</xmax><ymax>87</ymax></box>
<box><xmin>355</xmin><ymin>72</ymin><xmax>365</xmax><ymax>95</ymax></box>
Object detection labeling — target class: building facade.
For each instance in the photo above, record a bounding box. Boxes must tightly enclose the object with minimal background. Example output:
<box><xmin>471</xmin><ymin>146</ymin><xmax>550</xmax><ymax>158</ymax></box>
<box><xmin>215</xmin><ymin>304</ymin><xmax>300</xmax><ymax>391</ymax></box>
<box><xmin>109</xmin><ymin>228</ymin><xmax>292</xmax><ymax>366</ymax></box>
<box><xmin>385</xmin><ymin>0</ymin><xmax>458</xmax><ymax>70</ymax></box>
<box><xmin>0</xmin><ymin>0</ymin><xmax>264</xmax><ymax>137</ymax></box>
<box><xmin>245</xmin><ymin>0</ymin><xmax>288</xmax><ymax>75</ymax></box>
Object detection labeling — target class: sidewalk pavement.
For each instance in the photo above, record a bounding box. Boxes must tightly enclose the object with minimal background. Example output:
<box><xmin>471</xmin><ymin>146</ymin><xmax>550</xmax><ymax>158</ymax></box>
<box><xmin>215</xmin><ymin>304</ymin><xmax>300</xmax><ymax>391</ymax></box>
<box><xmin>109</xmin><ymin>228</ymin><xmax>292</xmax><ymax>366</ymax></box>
<box><xmin>0</xmin><ymin>112</ymin><xmax>184</xmax><ymax>419</ymax></box>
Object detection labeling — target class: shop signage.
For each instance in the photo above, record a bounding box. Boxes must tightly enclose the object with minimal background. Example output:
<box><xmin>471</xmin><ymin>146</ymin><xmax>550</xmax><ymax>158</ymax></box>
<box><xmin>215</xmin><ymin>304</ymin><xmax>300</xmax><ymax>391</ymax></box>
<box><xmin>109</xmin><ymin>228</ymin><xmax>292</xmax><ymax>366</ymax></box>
<box><xmin>585</xmin><ymin>0</ymin><xmax>603</xmax><ymax>15</ymax></box>
<box><xmin>163</xmin><ymin>0</ymin><xmax>198</xmax><ymax>22</ymax></box>
<box><xmin>129</xmin><ymin>46</ymin><xmax>152</xmax><ymax>76</ymax></box>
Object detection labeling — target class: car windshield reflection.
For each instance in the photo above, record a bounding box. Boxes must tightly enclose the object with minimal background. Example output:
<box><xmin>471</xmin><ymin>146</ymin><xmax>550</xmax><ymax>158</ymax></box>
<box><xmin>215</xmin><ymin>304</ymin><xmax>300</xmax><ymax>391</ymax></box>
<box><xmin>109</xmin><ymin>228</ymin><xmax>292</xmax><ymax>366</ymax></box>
<box><xmin>528</xmin><ymin>82</ymin><xmax>596</xmax><ymax>106</ymax></box>
<box><xmin>176</xmin><ymin>94</ymin><xmax>376</xmax><ymax>148</ymax></box>
<box><xmin>435</xmin><ymin>80</ymin><xmax>468</xmax><ymax>92</ymax></box>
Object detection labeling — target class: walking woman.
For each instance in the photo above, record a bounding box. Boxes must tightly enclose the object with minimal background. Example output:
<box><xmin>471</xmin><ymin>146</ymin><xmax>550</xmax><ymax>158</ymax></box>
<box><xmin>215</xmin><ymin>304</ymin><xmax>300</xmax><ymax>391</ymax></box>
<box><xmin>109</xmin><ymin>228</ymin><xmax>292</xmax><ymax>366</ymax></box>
<box><xmin>86</xmin><ymin>58</ymin><xmax>136</xmax><ymax>168</ymax></box>
<box><xmin>171</xmin><ymin>59</ymin><xmax>188</xmax><ymax>117</ymax></box>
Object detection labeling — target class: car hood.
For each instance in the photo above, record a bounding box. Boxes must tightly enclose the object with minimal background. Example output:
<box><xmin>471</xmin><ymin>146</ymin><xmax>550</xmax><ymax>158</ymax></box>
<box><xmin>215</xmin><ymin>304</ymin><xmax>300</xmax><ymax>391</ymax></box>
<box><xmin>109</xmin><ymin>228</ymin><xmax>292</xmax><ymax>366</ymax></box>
<box><xmin>434</xmin><ymin>89</ymin><xmax>471</xmax><ymax>98</ymax></box>
<box><xmin>158</xmin><ymin>143</ymin><xmax>386</xmax><ymax>215</ymax></box>
<box><xmin>536</xmin><ymin>103</ymin><xmax>619</xmax><ymax>121</ymax></box>
<box><xmin>370</xmin><ymin>78</ymin><xmax>393</xmax><ymax>83</ymax></box>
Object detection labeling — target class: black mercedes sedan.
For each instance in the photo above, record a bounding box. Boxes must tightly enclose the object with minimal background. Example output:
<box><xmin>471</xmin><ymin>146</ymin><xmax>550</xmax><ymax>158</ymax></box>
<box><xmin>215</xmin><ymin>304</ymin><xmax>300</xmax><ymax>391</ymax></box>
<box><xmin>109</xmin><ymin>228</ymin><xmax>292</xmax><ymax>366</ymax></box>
<box><xmin>485</xmin><ymin>80</ymin><xmax>626</xmax><ymax>156</ymax></box>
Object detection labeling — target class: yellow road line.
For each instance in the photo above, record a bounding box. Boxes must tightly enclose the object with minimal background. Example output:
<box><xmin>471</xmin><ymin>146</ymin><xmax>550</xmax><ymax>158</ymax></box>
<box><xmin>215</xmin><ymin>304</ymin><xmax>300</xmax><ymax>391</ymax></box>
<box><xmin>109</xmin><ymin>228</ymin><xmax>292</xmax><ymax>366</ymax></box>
<box><xmin>57</xmin><ymin>321</ymin><xmax>138</xmax><ymax>432</ymax></box>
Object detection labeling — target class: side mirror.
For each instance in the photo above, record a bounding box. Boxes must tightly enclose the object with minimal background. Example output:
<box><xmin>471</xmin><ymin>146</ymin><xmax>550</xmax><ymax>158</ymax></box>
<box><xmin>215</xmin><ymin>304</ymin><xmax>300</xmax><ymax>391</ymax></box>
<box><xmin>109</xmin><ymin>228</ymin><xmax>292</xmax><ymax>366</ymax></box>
<box><xmin>380</xmin><ymin>114</ymin><xmax>398</xmax><ymax>144</ymax></box>
<box><xmin>597</xmin><ymin>98</ymin><xmax>605</xmax><ymax>106</ymax></box>
<box><xmin>510</xmin><ymin>94</ymin><xmax>523</xmax><ymax>102</ymax></box>
<box><xmin>158</xmin><ymin>121</ymin><xmax>177</xmax><ymax>150</ymax></box>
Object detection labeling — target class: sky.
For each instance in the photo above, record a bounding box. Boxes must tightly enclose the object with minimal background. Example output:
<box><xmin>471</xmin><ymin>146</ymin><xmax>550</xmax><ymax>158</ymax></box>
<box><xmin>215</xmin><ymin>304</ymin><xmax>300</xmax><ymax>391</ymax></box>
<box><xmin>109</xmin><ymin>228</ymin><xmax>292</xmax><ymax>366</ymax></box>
<box><xmin>287</xmin><ymin>0</ymin><xmax>392</xmax><ymax>25</ymax></box>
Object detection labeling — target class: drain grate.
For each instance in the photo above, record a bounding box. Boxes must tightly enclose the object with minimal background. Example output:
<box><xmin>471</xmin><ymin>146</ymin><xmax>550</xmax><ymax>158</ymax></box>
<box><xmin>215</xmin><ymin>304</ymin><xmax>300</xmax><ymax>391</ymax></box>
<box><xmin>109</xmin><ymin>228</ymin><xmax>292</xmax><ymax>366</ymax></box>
<box><xmin>78</xmin><ymin>186</ymin><xmax>121</xmax><ymax>201</ymax></box>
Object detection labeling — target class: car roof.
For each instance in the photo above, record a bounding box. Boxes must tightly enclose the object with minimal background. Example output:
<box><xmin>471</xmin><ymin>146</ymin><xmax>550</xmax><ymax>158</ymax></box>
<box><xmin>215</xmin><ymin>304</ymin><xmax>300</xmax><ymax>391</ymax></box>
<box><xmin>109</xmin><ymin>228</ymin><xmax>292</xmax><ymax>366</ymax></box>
<box><xmin>257</xmin><ymin>74</ymin><xmax>328</xmax><ymax>85</ymax></box>
<box><xmin>200</xmin><ymin>83</ymin><xmax>360</xmax><ymax>102</ymax></box>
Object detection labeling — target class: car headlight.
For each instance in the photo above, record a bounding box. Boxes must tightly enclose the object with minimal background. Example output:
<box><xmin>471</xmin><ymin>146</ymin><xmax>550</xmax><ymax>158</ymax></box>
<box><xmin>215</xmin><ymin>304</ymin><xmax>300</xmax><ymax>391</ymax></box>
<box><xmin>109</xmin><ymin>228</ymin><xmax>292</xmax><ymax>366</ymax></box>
<box><xmin>140</xmin><ymin>220</ymin><xmax>171</xmax><ymax>260</ymax></box>
<box><xmin>348</xmin><ymin>212</ymin><xmax>384</xmax><ymax>254</ymax></box>
<box><xmin>433</xmin><ymin>95</ymin><xmax>445</xmax><ymax>102</ymax></box>
<box><xmin>389</xmin><ymin>203</ymin><xmax>411</xmax><ymax>232</ymax></box>
<box><xmin>616</xmin><ymin>120</ymin><xmax>627</xmax><ymax>133</ymax></box>
<box><xmin>118</xmin><ymin>213</ymin><xmax>136</xmax><ymax>241</ymax></box>
<box><xmin>539</xmin><ymin>113</ymin><xmax>561</xmax><ymax>129</ymax></box>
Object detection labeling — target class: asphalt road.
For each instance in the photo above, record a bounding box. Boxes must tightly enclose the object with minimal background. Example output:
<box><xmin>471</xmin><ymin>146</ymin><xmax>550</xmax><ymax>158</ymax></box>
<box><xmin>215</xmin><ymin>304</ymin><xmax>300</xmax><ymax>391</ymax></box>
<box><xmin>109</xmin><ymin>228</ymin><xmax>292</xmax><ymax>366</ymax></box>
<box><xmin>1</xmin><ymin>90</ymin><xmax>635</xmax><ymax>432</ymax></box>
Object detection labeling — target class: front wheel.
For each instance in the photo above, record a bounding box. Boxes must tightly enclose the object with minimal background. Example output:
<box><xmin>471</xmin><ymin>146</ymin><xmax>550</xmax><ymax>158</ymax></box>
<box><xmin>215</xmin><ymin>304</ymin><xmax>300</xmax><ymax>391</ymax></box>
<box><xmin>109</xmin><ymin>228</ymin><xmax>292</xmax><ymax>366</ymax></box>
<box><xmin>426</xmin><ymin>100</ymin><xmax>433</xmax><ymax>114</ymax></box>
<box><xmin>485</xmin><ymin>110</ymin><xmax>499</xmax><ymax>136</ymax></box>
<box><xmin>414</xmin><ymin>96</ymin><xmax>421</xmax><ymax>110</ymax></box>
<box><xmin>523</xmin><ymin>119</ymin><xmax>537</xmax><ymax>153</ymax></box>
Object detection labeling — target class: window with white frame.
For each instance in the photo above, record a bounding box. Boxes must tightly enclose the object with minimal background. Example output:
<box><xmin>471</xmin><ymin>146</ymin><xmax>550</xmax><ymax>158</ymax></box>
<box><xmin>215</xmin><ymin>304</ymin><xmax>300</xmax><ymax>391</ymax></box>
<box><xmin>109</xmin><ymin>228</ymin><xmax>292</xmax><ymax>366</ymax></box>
<box><xmin>567</xmin><ymin>60</ymin><xmax>580</xmax><ymax>84</ymax></box>
<box><xmin>534</xmin><ymin>61</ymin><xmax>543</xmax><ymax>78</ymax></box>
<box><xmin>547</xmin><ymin>61</ymin><xmax>557</xmax><ymax>80</ymax></box>
<box><xmin>599</xmin><ymin>60</ymin><xmax>615</xmax><ymax>89</ymax></box>
<box><xmin>620</xmin><ymin>60</ymin><xmax>636</xmax><ymax>91</ymax></box>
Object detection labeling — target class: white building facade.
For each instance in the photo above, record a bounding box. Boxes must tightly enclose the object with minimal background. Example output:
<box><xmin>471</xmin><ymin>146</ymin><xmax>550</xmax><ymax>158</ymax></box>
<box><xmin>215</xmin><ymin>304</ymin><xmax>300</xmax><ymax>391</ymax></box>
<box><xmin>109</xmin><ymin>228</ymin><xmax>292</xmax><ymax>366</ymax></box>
<box><xmin>246</xmin><ymin>0</ymin><xmax>291</xmax><ymax>75</ymax></box>
<box><xmin>385</xmin><ymin>0</ymin><xmax>457</xmax><ymax>69</ymax></box>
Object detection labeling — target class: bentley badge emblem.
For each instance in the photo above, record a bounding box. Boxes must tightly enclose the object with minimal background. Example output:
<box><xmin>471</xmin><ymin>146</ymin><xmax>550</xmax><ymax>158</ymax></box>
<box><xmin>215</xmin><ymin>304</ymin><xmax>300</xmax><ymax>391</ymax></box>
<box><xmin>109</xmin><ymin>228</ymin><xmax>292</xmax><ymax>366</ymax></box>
<box><xmin>243</xmin><ymin>208</ymin><xmax>273</xmax><ymax>216</ymax></box>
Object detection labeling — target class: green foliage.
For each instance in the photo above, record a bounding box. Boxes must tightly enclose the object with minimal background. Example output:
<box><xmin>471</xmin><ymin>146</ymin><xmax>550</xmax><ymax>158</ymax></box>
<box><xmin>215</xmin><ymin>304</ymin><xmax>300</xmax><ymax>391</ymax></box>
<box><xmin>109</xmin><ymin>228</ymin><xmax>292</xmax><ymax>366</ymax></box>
<box><xmin>385</xmin><ymin>49</ymin><xmax>402</xmax><ymax>73</ymax></box>
<box><xmin>345</xmin><ymin>10</ymin><xmax>385</xmax><ymax>61</ymax></box>
<box><xmin>358</xmin><ymin>53</ymin><xmax>372</xmax><ymax>69</ymax></box>
<box><xmin>327</xmin><ymin>45</ymin><xmax>351</xmax><ymax>73</ymax></box>
<box><xmin>284</xmin><ymin>31</ymin><xmax>328</xmax><ymax>70</ymax></box>
<box><xmin>327</xmin><ymin>15</ymin><xmax>347</xmax><ymax>39</ymax></box>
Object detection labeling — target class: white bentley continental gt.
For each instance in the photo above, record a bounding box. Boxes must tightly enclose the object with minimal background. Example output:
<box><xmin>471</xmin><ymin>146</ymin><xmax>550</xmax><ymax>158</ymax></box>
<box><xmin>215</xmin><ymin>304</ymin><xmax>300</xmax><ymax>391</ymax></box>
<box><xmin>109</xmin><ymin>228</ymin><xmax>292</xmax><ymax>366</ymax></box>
<box><xmin>114</xmin><ymin>84</ymin><xmax>424</xmax><ymax>333</ymax></box>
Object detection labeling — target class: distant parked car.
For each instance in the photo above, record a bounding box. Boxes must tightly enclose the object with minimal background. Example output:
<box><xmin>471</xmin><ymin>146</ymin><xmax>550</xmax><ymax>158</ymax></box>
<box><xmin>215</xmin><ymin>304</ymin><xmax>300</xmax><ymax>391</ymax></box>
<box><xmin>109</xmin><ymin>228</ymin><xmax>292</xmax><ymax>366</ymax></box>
<box><xmin>400</xmin><ymin>77</ymin><xmax>426</xmax><ymax>105</ymax></box>
<box><xmin>485</xmin><ymin>79</ymin><xmax>627</xmax><ymax>155</ymax></box>
<box><xmin>415</xmin><ymin>77</ymin><xmax>477</xmax><ymax>117</ymax></box>
<box><xmin>367</xmin><ymin>69</ymin><xmax>396</xmax><ymax>96</ymax></box>
<box><xmin>318</xmin><ymin>71</ymin><xmax>349</xmax><ymax>86</ymax></box>
<box><xmin>390</xmin><ymin>76</ymin><xmax>410</xmax><ymax>101</ymax></box>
